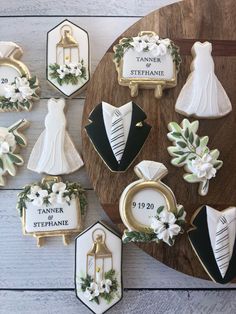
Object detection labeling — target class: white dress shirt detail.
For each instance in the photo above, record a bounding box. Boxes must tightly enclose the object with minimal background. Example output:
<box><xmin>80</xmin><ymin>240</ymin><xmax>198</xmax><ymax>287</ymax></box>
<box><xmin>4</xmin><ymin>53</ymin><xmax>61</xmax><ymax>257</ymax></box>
<box><xmin>206</xmin><ymin>206</ymin><xmax>236</xmax><ymax>262</ymax></box>
<box><xmin>102</xmin><ymin>101</ymin><xmax>133</xmax><ymax>147</ymax></box>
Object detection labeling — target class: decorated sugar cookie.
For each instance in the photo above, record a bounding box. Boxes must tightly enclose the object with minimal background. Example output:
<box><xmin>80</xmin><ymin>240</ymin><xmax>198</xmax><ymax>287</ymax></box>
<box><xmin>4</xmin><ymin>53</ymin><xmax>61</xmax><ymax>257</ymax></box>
<box><xmin>75</xmin><ymin>221</ymin><xmax>122</xmax><ymax>314</ymax></box>
<box><xmin>17</xmin><ymin>176</ymin><xmax>87</xmax><ymax>247</ymax></box>
<box><xmin>113</xmin><ymin>31</ymin><xmax>181</xmax><ymax>98</ymax></box>
<box><xmin>0</xmin><ymin>119</ymin><xmax>29</xmax><ymax>186</ymax></box>
<box><xmin>47</xmin><ymin>19</ymin><xmax>90</xmax><ymax>97</ymax></box>
<box><xmin>28</xmin><ymin>98</ymin><xmax>84</xmax><ymax>175</ymax></box>
<box><xmin>167</xmin><ymin>119</ymin><xmax>223</xmax><ymax>196</ymax></box>
<box><xmin>85</xmin><ymin>101</ymin><xmax>151</xmax><ymax>172</ymax></box>
<box><xmin>0</xmin><ymin>42</ymin><xmax>39</xmax><ymax>111</ymax></box>
<box><xmin>119</xmin><ymin>160</ymin><xmax>186</xmax><ymax>245</ymax></box>
<box><xmin>188</xmin><ymin>205</ymin><xmax>236</xmax><ymax>284</ymax></box>
<box><xmin>175</xmin><ymin>41</ymin><xmax>232</xmax><ymax>118</ymax></box>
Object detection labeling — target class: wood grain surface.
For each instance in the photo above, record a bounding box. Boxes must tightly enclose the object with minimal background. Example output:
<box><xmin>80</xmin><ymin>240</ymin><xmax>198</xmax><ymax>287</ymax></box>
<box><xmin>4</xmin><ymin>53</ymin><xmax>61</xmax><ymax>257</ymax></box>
<box><xmin>82</xmin><ymin>0</ymin><xmax>236</xmax><ymax>281</ymax></box>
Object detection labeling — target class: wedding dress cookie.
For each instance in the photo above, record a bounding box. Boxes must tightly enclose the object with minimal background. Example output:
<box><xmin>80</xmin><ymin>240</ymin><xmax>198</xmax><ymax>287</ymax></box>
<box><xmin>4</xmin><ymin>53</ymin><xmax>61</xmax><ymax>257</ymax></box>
<box><xmin>188</xmin><ymin>205</ymin><xmax>236</xmax><ymax>284</ymax></box>
<box><xmin>175</xmin><ymin>41</ymin><xmax>232</xmax><ymax>118</ymax></box>
<box><xmin>28</xmin><ymin>98</ymin><xmax>84</xmax><ymax>175</ymax></box>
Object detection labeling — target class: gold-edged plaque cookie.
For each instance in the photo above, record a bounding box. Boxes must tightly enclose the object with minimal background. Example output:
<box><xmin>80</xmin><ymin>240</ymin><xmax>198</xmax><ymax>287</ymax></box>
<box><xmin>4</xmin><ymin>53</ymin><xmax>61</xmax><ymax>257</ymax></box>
<box><xmin>17</xmin><ymin>176</ymin><xmax>87</xmax><ymax>247</ymax></box>
<box><xmin>113</xmin><ymin>31</ymin><xmax>181</xmax><ymax>99</ymax></box>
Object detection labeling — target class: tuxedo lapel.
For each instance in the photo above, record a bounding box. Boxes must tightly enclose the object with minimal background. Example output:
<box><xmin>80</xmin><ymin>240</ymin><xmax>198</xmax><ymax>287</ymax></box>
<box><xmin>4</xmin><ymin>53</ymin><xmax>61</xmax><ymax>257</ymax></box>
<box><xmin>223</xmin><ymin>230</ymin><xmax>236</xmax><ymax>283</ymax></box>
<box><xmin>118</xmin><ymin>102</ymin><xmax>151</xmax><ymax>171</ymax></box>
<box><xmin>85</xmin><ymin>103</ymin><xmax>118</xmax><ymax>171</ymax></box>
<box><xmin>188</xmin><ymin>206</ymin><xmax>231</xmax><ymax>284</ymax></box>
<box><xmin>85</xmin><ymin>102</ymin><xmax>151</xmax><ymax>172</ymax></box>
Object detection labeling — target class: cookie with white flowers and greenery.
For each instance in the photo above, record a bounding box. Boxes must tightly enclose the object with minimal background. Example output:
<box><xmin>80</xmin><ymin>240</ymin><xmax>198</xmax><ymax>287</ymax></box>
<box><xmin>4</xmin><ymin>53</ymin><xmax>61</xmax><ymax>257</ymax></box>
<box><xmin>47</xmin><ymin>20</ymin><xmax>90</xmax><ymax>97</ymax></box>
<box><xmin>0</xmin><ymin>119</ymin><xmax>29</xmax><ymax>186</ymax></box>
<box><xmin>17</xmin><ymin>176</ymin><xmax>87</xmax><ymax>247</ymax></box>
<box><xmin>167</xmin><ymin>119</ymin><xmax>223</xmax><ymax>196</ymax></box>
<box><xmin>113</xmin><ymin>31</ymin><xmax>181</xmax><ymax>98</ymax></box>
<box><xmin>0</xmin><ymin>41</ymin><xmax>39</xmax><ymax>111</ymax></box>
<box><xmin>75</xmin><ymin>222</ymin><xmax>122</xmax><ymax>314</ymax></box>
<box><xmin>119</xmin><ymin>160</ymin><xmax>186</xmax><ymax>246</ymax></box>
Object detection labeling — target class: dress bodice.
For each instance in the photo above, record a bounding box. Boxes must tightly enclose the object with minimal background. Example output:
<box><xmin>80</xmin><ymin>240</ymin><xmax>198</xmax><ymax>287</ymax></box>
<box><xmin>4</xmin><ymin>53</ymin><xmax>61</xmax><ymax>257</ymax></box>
<box><xmin>45</xmin><ymin>98</ymin><xmax>66</xmax><ymax>129</ymax></box>
<box><xmin>191</xmin><ymin>41</ymin><xmax>214</xmax><ymax>71</ymax></box>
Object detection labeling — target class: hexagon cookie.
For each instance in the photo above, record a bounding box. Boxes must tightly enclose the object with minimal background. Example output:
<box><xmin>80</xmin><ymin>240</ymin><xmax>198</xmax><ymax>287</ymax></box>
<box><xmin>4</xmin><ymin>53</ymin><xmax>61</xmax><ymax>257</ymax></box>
<box><xmin>47</xmin><ymin>19</ymin><xmax>90</xmax><ymax>97</ymax></box>
<box><xmin>75</xmin><ymin>221</ymin><xmax>123</xmax><ymax>314</ymax></box>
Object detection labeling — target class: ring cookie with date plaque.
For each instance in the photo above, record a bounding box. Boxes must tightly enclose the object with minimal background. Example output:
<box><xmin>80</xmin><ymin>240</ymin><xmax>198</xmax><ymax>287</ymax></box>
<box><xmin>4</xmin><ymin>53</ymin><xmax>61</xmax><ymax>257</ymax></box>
<box><xmin>0</xmin><ymin>42</ymin><xmax>39</xmax><ymax>111</ymax></box>
<box><xmin>119</xmin><ymin>160</ymin><xmax>186</xmax><ymax>246</ymax></box>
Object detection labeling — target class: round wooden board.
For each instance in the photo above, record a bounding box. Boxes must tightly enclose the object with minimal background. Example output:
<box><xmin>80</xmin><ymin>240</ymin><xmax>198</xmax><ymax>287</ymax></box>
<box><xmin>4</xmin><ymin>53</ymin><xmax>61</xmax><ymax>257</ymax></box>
<box><xmin>82</xmin><ymin>0</ymin><xmax>236</xmax><ymax>281</ymax></box>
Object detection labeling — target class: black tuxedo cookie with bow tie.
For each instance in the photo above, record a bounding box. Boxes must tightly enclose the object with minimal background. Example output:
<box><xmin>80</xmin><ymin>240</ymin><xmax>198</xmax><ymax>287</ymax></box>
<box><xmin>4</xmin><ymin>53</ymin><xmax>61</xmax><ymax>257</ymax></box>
<box><xmin>188</xmin><ymin>205</ymin><xmax>236</xmax><ymax>284</ymax></box>
<box><xmin>85</xmin><ymin>101</ymin><xmax>151</xmax><ymax>172</ymax></box>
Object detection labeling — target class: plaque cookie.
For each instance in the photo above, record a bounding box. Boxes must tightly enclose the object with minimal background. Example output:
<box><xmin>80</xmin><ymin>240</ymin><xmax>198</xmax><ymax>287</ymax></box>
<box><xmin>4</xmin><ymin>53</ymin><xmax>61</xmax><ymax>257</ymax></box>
<box><xmin>47</xmin><ymin>19</ymin><xmax>90</xmax><ymax>97</ymax></box>
<box><xmin>0</xmin><ymin>42</ymin><xmax>39</xmax><ymax>111</ymax></box>
<box><xmin>75</xmin><ymin>221</ymin><xmax>123</xmax><ymax>314</ymax></box>
<box><xmin>113</xmin><ymin>31</ymin><xmax>181</xmax><ymax>98</ymax></box>
<box><xmin>119</xmin><ymin>160</ymin><xmax>186</xmax><ymax>246</ymax></box>
<box><xmin>17</xmin><ymin>176</ymin><xmax>87</xmax><ymax>247</ymax></box>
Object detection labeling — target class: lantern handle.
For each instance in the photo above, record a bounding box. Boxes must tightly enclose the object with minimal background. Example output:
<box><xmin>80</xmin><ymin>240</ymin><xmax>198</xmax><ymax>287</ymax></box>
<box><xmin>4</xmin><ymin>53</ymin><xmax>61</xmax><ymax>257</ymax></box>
<box><xmin>60</xmin><ymin>24</ymin><xmax>73</xmax><ymax>37</ymax></box>
<box><xmin>92</xmin><ymin>228</ymin><xmax>106</xmax><ymax>242</ymax></box>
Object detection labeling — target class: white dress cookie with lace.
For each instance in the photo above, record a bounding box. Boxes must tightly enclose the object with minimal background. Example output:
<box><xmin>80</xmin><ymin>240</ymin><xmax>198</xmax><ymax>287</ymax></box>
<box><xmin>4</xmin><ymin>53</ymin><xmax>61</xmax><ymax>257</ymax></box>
<box><xmin>175</xmin><ymin>41</ymin><xmax>232</xmax><ymax>119</ymax></box>
<box><xmin>28</xmin><ymin>98</ymin><xmax>84</xmax><ymax>175</ymax></box>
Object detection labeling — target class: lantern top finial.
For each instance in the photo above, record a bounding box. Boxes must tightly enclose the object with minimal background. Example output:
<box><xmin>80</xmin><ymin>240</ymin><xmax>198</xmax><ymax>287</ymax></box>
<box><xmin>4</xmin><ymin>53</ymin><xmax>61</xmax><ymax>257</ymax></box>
<box><xmin>57</xmin><ymin>25</ymin><xmax>78</xmax><ymax>48</ymax></box>
<box><xmin>87</xmin><ymin>229</ymin><xmax>113</xmax><ymax>258</ymax></box>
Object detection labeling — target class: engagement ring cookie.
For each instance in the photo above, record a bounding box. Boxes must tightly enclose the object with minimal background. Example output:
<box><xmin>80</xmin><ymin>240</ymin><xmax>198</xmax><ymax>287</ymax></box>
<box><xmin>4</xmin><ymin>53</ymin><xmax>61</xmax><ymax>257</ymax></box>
<box><xmin>119</xmin><ymin>160</ymin><xmax>185</xmax><ymax>246</ymax></box>
<box><xmin>0</xmin><ymin>42</ymin><xmax>39</xmax><ymax>111</ymax></box>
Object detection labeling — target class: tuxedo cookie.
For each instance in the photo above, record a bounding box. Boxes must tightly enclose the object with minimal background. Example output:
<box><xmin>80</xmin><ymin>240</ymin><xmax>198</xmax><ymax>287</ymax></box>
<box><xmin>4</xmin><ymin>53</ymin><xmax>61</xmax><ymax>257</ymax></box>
<box><xmin>85</xmin><ymin>101</ymin><xmax>151</xmax><ymax>172</ymax></box>
<box><xmin>188</xmin><ymin>205</ymin><xmax>236</xmax><ymax>284</ymax></box>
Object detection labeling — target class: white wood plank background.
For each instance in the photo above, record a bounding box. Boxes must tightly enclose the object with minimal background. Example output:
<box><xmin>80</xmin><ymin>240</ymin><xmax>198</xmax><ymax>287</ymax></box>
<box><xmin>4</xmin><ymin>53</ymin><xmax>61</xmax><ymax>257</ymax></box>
<box><xmin>1</xmin><ymin>1</ymin><xmax>236</xmax><ymax>313</ymax></box>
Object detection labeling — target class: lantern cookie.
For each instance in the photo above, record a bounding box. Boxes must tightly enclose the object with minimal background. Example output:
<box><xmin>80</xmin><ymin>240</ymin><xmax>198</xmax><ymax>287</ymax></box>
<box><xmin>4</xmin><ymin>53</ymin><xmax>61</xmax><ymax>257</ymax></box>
<box><xmin>0</xmin><ymin>119</ymin><xmax>29</xmax><ymax>186</ymax></box>
<box><xmin>113</xmin><ymin>31</ymin><xmax>181</xmax><ymax>98</ymax></box>
<box><xmin>175</xmin><ymin>41</ymin><xmax>232</xmax><ymax>119</ymax></box>
<box><xmin>85</xmin><ymin>101</ymin><xmax>151</xmax><ymax>172</ymax></box>
<box><xmin>28</xmin><ymin>98</ymin><xmax>84</xmax><ymax>175</ymax></box>
<box><xmin>167</xmin><ymin>119</ymin><xmax>223</xmax><ymax>196</ymax></box>
<box><xmin>75</xmin><ymin>221</ymin><xmax>122</xmax><ymax>314</ymax></box>
<box><xmin>17</xmin><ymin>176</ymin><xmax>87</xmax><ymax>247</ymax></box>
<box><xmin>47</xmin><ymin>19</ymin><xmax>90</xmax><ymax>97</ymax></box>
<box><xmin>0</xmin><ymin>42</ymin><xmax>39</xmax><ymax>111</ymax></box>
<box><xmin>119</xmin><ymin>160</ymin><xmax>186</xmax><ymax>246</ymax></box>
<box><xmin>188</xmin><ymin>205</ymin><xmax>236</xmax><ymax>284</ymax></box>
